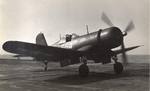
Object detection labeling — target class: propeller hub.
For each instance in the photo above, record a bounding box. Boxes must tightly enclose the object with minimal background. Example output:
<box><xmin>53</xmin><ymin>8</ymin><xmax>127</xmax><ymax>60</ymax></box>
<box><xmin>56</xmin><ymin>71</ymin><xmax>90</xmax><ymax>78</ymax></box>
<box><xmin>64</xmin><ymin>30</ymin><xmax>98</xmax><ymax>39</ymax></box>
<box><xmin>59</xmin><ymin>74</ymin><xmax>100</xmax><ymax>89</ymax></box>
<box><xmin>122</xmin><ymin>32</ymin><xmax>127</xmax><ymax>36</ymax></box>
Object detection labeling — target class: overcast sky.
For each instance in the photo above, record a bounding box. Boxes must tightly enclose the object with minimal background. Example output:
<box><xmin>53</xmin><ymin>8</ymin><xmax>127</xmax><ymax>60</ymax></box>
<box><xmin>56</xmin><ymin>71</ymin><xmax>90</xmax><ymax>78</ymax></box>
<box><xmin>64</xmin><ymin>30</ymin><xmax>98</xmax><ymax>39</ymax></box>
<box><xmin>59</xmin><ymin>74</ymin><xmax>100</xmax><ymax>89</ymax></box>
<box><xmin>0</xmin><ymin>0</ymin><xmax>149</xmax><ymax>55</ymax></box>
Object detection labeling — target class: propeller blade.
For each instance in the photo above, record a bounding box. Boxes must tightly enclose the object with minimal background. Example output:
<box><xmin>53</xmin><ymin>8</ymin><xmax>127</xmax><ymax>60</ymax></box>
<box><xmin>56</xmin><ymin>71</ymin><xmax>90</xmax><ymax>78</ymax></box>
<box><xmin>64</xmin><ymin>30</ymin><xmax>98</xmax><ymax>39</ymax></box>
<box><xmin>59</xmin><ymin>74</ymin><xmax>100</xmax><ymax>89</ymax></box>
<box><xmin>101</xmin><ymin>12</ymin><xmax>114</xmax><ymax>26</ymax></box>
<box><xmin>121</xmin><ymin>40</ymin><xmax>128</xmax><ymax>65</ymax></box>
<box><xmin>124</xmin><ymin>21</ymin><xmax>135</xmax><ymax>32</ymax></box>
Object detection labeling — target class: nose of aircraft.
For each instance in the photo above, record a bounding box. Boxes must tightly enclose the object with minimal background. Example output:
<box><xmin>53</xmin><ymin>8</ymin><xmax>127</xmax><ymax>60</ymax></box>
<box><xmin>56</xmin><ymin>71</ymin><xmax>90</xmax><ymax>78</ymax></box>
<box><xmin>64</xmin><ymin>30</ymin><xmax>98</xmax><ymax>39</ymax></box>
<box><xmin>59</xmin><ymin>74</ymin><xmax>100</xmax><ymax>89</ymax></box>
<box><xmin>98</xmin><ymin>27</ymin><xmax>123</xmax><ymax>48</ymax></box>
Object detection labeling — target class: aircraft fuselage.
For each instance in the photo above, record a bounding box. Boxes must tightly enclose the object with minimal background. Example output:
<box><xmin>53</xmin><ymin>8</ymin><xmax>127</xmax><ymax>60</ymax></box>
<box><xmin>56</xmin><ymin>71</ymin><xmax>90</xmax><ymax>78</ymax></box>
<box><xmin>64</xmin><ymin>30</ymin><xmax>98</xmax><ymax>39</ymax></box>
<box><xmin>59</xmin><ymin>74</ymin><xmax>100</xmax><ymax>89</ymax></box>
<box><xmin>59</xmin><ymin>27</ymin><xmax>123</xmax><ymax>51</ymax></box>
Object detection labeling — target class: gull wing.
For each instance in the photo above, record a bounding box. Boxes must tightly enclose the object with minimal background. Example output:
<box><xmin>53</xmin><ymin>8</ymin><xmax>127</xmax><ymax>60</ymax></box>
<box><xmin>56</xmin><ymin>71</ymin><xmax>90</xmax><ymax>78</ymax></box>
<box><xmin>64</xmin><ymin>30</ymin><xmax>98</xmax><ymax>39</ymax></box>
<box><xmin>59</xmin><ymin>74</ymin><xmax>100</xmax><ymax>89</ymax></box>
<box><xmin>113</xmin><ymin>45</ymin><xmax>142</xmax><ymax>55</ymax></box>
<box><xmin>3</xmin><ymin>41</ymin><xmax>82</xmax><ymax>62</ymax></box>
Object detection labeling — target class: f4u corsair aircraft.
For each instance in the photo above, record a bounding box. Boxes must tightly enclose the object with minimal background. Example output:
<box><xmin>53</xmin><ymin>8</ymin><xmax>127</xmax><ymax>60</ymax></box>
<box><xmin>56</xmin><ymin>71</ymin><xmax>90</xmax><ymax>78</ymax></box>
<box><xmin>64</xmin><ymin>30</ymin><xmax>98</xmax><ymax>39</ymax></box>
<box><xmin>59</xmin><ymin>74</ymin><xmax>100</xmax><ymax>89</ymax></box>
<box><xmin>3</xmin><ymin>13</ymin><xmax>141</xmax><ymax>77</ymax></box>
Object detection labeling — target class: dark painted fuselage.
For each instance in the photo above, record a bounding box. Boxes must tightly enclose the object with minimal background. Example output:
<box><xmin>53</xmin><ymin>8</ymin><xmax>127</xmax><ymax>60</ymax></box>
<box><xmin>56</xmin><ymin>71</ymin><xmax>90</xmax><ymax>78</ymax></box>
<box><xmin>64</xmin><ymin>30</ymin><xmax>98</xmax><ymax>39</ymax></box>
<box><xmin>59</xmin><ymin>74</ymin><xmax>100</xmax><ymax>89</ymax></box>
<box><xmin>51</xmin><ymin>27</ymin><xmax>123</xmax><ymax>64</ymax></box>
<box><xmin>56</xmin><ymin>27</ymin><xmax>123</xmax><ymax>52</ymax></box>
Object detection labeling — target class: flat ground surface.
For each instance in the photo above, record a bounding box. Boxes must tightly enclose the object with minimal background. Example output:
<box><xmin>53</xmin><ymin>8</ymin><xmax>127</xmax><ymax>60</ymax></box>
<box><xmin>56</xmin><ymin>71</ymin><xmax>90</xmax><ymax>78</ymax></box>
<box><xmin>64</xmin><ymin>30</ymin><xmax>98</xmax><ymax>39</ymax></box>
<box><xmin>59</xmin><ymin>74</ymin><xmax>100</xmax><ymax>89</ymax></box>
<box><xmin>0</xmin><ymin>55</ymin><xmax>149</xmax><ymax>91</ymax></box>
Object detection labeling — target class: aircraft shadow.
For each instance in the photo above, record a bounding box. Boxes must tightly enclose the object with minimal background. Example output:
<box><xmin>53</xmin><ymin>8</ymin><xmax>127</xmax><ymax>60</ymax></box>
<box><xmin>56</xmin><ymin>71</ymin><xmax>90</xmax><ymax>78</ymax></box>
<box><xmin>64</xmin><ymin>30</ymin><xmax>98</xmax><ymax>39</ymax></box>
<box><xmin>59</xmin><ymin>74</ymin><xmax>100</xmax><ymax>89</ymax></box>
<box><xmin>45</xmin><ymin>68</ymin><xmax>149</xmax><ymax>85</ymax></box>
<box><xmin>32</xmin><ymin>68</ymin><xmax>78</xmax><ymax>72</ymax></box>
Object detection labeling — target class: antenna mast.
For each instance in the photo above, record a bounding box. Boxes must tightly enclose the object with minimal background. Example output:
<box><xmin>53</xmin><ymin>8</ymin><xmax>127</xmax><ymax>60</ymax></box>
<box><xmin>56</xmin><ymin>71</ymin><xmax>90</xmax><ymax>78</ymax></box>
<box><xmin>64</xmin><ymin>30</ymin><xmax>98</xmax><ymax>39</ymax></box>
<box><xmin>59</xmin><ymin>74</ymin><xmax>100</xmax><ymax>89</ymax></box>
<box><xmin>86</xmin><ymin>25</ymin><xmax>89</xmax><ymax>34</ymax></box>
<box><xmin>59</xmin><ymin>34</ymin><xmax>61</xmax><ymax>40</ymax></box>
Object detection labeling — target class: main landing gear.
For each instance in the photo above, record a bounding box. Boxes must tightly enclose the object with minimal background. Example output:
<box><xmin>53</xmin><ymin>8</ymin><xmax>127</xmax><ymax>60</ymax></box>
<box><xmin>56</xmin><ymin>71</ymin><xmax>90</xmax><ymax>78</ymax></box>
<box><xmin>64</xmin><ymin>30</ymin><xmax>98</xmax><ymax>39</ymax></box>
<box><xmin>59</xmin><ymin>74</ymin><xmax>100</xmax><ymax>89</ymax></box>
<box><xmin>112</xmin><ymin>55</ymin><xmax>123</xmax><ymax>74</ymax></box>
<box><xmin>78</xmin><ymin>55</ymin><xmax>124</xmax><ymax>77</ymax></box>
<box><xmin>79</xmin><ymin>57</ymin><xmax>89</xmax><ymax>77</ymax></box>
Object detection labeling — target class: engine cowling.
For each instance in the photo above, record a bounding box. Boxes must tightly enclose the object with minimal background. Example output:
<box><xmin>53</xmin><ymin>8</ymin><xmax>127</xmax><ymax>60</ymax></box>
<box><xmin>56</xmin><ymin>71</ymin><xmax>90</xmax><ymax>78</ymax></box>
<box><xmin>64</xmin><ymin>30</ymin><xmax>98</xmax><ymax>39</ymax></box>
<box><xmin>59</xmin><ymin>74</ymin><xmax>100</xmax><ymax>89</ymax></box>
<box><xmin>97</xmin><ymin>27</ymin><xmax>123</xmax><ymax>49</ymax></box>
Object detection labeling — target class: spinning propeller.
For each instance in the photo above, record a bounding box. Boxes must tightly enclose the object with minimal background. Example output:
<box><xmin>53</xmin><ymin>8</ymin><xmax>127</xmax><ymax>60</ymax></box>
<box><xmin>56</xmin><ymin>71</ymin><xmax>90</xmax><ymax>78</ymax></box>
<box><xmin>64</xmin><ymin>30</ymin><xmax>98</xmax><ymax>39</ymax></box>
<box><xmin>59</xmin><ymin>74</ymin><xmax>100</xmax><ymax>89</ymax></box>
<box><xmin>101</xmin><ymin>12</ymin><xmax>135</xmax><ymax>65</ymax></box>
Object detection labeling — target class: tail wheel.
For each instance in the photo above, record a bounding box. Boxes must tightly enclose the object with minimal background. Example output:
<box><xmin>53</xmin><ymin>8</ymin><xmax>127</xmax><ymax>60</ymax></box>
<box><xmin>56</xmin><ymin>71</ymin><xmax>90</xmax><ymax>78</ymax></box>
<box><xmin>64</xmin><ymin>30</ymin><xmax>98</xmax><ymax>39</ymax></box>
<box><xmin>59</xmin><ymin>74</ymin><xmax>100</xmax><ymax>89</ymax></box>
<box><xmin>79</xmin><ymin>64</ymin><xmax>89</xmax><ymax>77</ymax></box>
<box><xmin>114</xmin><ymin>62</ymin><xmax>123</xmax><ymax>74</ymax></box>
<box><xmin>44</xmin><ymin>61</ymin><xmax>48</xmax><ymax>71</ymax></box>
<box><xmin>44</xmin><ymin>66</ymin><xmax>47</xmax><ymax>71</ymax></box>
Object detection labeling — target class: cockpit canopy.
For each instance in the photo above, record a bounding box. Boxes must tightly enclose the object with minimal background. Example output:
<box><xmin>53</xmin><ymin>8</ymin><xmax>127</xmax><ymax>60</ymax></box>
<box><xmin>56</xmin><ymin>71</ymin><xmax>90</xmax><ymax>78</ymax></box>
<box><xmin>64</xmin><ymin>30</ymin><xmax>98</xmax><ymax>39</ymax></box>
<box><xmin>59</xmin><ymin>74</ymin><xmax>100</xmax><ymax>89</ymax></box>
<box><xmin>53</xmin><ymin>33</ymin><xmax>80</xmax><ymax>46</ymax></box>
<box><xmin>72</xmin><ymin>33</ymin><xmax>79</xmax><ymax>39</ymax></box>
<box><xmin>65</xmin><ymin>33</ymin><xmax>79</xmax><ymax>42</ymax></box>
<box><xmin>65</xmin><ymin>34</ymin><xmax>72</xmax><ymax>42</ymax></box>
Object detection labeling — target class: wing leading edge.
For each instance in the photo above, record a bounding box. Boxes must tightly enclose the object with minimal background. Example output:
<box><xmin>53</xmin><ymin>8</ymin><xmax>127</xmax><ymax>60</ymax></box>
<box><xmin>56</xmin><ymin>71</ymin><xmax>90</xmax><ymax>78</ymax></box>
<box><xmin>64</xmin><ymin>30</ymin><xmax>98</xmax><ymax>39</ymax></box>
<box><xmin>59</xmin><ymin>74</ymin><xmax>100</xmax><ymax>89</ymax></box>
<box><xmin>113</xmin><ymin>45</ymin><xmax>142</xmax><ymax>55</ymax></box>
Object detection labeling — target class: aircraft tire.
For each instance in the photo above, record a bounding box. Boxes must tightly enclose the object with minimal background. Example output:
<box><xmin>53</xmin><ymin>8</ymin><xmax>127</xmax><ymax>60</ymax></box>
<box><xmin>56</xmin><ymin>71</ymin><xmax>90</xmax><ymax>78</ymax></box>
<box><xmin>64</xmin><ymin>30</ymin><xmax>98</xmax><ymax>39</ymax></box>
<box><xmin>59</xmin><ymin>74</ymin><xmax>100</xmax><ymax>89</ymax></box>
<box><xmin>114</xmin><ymin>62</ymin><xmax>123</xmax><ymax>74</ymax></box>
<box><xmin>79</xmin><ymin>64</ymin><xmax>89</xmax><ymax>77</ymax></box>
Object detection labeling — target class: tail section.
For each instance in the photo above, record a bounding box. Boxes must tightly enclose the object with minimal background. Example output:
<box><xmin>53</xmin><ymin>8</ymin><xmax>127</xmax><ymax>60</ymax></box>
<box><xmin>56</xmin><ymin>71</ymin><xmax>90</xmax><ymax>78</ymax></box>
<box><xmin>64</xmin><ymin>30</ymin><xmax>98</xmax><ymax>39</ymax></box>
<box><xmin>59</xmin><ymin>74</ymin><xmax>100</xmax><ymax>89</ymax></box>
<box><xmin>36</xmin><ymin>33</ymin><xmax>48</xmax><ymax>46</ymax></box>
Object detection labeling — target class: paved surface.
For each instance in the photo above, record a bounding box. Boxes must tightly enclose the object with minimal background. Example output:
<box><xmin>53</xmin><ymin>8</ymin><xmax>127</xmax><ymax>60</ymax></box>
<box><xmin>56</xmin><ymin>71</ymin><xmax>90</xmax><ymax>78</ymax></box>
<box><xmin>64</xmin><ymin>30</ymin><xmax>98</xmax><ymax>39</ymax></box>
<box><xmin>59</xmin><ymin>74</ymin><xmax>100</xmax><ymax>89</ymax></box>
<box><xmin>0</xmin><ymin>59</ymin><xmax>149</xmax><ymax>91</ymax></box>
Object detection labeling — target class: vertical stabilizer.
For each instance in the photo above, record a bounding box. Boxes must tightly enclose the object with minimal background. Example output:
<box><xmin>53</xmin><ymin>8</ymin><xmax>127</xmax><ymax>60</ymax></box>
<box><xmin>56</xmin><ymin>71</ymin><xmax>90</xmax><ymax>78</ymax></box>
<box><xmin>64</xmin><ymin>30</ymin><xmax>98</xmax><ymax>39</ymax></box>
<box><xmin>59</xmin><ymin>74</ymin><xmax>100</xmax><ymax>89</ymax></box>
<box><xmin>36</xmin><ymin>33</ymin><xmax>48</xmax><ymax>46</ymax></box>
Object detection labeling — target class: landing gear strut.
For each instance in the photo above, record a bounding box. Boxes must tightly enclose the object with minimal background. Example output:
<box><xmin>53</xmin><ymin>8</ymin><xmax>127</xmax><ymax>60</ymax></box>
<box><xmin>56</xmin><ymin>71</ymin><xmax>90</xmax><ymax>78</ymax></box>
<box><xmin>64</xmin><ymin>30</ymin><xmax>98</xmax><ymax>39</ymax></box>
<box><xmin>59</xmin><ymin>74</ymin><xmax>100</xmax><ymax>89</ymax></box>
<box><xmin>112</xmin><ymin>55</ymin><xmax>123</xmax><ymax>74</ymax></box>
<box><xmin>44</xmin><ymin>60</ymin><xmax>48</xmax><ymax>71</ymax></box>
<box><xmin>79</xmin><ymin>57</ymin><xmax>89</xmax><ymax>77</ymax></box>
